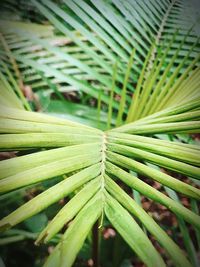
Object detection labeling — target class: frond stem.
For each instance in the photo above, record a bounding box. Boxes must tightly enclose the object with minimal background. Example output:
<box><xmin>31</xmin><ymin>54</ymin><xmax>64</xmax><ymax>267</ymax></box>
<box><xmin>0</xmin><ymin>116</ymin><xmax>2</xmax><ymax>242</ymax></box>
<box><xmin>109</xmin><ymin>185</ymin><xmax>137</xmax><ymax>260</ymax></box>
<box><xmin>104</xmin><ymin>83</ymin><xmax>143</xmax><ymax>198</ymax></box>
<box><xmin>146</xmin><ymin>0</ymin><xmax>176</xmax><ymax>73</ymax></box>
<box><xmin>92</xmin><ymin>220</ymin><xmax>100</xmax><ymax>267</ymax></box>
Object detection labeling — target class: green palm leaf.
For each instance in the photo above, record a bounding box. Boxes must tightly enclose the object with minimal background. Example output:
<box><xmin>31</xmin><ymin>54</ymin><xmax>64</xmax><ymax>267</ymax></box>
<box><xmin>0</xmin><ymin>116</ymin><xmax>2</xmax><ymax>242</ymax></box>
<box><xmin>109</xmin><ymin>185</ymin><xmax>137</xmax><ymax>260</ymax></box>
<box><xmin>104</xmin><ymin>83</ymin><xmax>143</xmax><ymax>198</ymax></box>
<box><xmin>0</xmin><ymin>62</ymin><xmax>200</xmax><ymax>266</ymax></box>
<box><xmin>0</xmin><ymin>1</ymin><xmax>200</xmax><ymax>266</ymax></box>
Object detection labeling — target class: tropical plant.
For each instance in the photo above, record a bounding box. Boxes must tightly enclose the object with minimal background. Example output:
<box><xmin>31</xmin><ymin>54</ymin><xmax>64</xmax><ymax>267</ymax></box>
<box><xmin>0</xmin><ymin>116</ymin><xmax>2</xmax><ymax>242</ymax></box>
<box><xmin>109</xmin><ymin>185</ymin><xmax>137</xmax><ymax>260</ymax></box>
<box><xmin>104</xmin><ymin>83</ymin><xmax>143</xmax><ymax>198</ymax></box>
<box><xmin>0</xmin><ymin>0</ymin><xmax>200</xmax><ymax>267</ymax></box>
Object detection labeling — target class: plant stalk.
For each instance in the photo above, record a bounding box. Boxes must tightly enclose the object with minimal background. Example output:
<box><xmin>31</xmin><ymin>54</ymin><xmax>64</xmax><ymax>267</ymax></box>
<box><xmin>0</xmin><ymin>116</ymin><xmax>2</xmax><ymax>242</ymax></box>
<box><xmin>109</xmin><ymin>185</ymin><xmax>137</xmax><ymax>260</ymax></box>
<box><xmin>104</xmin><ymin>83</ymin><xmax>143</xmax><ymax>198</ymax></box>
<box><xmin>92</xmin><ymin>220</ymin><xmax>100</xmax><ymax>267</ymax></box>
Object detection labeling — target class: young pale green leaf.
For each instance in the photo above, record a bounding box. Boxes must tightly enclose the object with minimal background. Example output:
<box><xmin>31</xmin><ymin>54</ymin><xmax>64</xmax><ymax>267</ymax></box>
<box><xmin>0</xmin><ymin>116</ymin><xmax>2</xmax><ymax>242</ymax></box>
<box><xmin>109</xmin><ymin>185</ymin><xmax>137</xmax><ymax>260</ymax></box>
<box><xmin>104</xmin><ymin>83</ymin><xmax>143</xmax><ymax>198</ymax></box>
<box><xmin>128</xmin><ymin>98</ymin><xmax>200</xmax><ymax>127</ymax></box>
<box><xmin>43</xmin><ymin>193</ymin><xmax>102</xmax><ymax>267</ymax></box>
<box><xmin>113</xmin><ymin>121</ymin><xmax>200</xmax><ymax>135</ymax></box>
<box><xmin>59</xmin><ymin>193</ymin><xmax>102</xmax><ymax>267</ymax></box>
<box><xmin>108</xmin><ymin>132</ymin><xmax>200</xmax><ymax>152</ymax></box>
<box><xmin>106</xmin><ymin>162</ymin><xmax>200</xmax><ymax>229</ymax></box>
<box><xmin>139</xmin><ymin>110</ymin><xmax>200</xmax><ymax>125</ymax></box>
<box><xmin>0</xmin><ymin>143</ymin><xmax>101</xmax><ymax>179</ymax></box>
<box><xmin>0</xmin><ymin>105</ymin><xmax>100</xmax><ymax>132</ymax></box>
<box><xmin>36</xmin><ymin>177</ymin><xmax>101</xmax><ymax>244</ymax></box>
<box><xmin>106</xmin><ymin>151</ymin><xmax>200</xmax><ymax>200</ymax></box>
<box><xmin>108</xmin><ymin>135</ymin><xmax>200</xmax><ymax>166</ymax></box>
<box><xmin>0</xmin><ymin>153</ymin><xmax>101</xmax><ymax>193</ymax></box>
<box><xmin>0</xmin><ymin>118</ymin><xmax>103</xmax><ymax>135</ymax></box>
<box><xmin>105</xmin><ymin>176</ymin><xmax>192</xmax><ymax>267</ymax></box>
<box><xmin>0</xmin><ymin>133</ymin><xmax>101</xmax><ymax>150</ymax></box>
<box><xmin>105</xmin><ymin>192</ymin><xmax>166</xmax><ymax>267</ymax></box>
<box><xmin>0</xmin><ymin>164</ymin><xmax>101</xmax><ymax>231</ymax></box>
<box><xmin>107</xmin><ymin>143</ymin><xmax>200</xmax><ymax>179</ymax></box>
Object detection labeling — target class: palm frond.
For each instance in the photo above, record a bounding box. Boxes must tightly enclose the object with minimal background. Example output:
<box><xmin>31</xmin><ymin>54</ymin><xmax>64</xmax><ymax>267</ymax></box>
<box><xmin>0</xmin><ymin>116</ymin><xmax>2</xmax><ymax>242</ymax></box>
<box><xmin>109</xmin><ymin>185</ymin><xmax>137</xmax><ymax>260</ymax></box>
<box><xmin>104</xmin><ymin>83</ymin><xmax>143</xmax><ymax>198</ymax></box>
<box><xmin>0</xmin><ymin>1</ymin><xmax>200</xmax><ymax>266</ymax></box>
<box><xmin>0</xmin><ymin>66</ymin><xmax>199</xmax><ymax>266</ymax></box>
